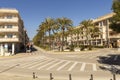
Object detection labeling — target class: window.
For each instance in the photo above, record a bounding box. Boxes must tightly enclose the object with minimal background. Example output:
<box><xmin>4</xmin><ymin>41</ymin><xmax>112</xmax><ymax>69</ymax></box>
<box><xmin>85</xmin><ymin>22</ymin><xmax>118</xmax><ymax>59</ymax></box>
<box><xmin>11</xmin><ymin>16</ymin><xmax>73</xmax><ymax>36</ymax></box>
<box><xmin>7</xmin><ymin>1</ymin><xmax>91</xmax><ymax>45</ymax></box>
<box><xmin>100</xmin><ymin>22</ymin><xmax>103</xmax><ymax>26</ymax></box>
<box><xmin>7</xmin><ymin>25</ymin><xmax>12</xmax><ymax>28</ymax></box>
<box><xmin>6</xmin><ymin>15</ymin><xmax>12</xmax><ymax>19</ymax></box>
<box><xmin>7</xmin><ymin>15</ymin><xmax>12</xmax><ymax>19</ymax></box>
<box><xmin>0</xmin><ymin>25</ymin><xmax>4</xmax><ymax>28</ymax></box>
<box><xmin>0</xmin><ymin>16</ymin><xmax>4</xmax><ymax>19</ymax></box>
<box><xmin>81</xmin><ymin>36</ymin><xmax>83</xmax><ymax>39</ymax></box>
<box><xmin>0</xmin><ymin>34</ymin><xmax>4</xmax><ymax>38</ymax></box>
<box><xmin>7</xmin><ymin>34</ymin><xmax>13</xmax><ymax>38</ymax></box>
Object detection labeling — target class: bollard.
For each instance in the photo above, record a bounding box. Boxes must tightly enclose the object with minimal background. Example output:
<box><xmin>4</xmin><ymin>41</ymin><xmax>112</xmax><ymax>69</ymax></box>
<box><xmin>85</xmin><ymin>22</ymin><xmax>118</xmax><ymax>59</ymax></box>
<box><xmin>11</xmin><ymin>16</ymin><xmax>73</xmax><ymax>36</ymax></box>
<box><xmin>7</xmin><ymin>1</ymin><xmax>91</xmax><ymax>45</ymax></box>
<box><xmin>50</xmin><ymin>73</ymin><xmax>54</xmax><ymax>80</ymax></box>
<box><xmin>33</xmin><ymin>72</ymin><xmax>36</xmax><ymax>79</ymax></box>
<box><xmin>69</xmin><ymin>74</ymin><xmax>72</xmax><ymax>80</ymax></box>
<box><xmin>113</xmin><ymin>74</ymin><xmax>116</xmax><ymax>80</ymax></box>
<box><xmin>90</xmin><ymin>74</ymin><xmax>93</xmax><ymax>80</ymax></box>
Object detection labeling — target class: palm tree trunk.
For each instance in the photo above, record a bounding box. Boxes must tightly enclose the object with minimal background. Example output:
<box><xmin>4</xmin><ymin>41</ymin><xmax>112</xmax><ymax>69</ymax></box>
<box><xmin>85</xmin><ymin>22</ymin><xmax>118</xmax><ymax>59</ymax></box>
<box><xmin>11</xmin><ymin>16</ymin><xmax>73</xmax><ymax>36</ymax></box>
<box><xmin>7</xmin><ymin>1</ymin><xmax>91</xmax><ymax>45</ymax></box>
<box><xmin>77</xmin><ymin>35</ymin><xmax>79</xmax><ymax>47</ymax></box>
<box><xmin>95</xmin><ymin>37</ymin><xmax>97</xmax><ymax>46</ymax></box>
<box><xmin>86</xmin><ymin>35</ymin><xmax>89</xmax><ymax>45</ymax></box>
<box><xmin>61</xmin><ymin>29</ymin><xmax>64</xmax><ymax>51</ymax></box>
<box><xmin>49</xmin><ymin>30</ymin><xmax>51</xmax><ymax>50</ymax></box>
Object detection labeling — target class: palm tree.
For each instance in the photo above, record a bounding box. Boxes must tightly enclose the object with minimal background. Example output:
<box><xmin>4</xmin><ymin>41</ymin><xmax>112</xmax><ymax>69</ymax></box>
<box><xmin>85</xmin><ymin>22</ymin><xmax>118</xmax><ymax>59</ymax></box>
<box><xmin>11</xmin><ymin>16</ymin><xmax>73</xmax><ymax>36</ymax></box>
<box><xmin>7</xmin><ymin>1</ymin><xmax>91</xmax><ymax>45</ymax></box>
<box><xmin>38</xmin><ymin>22</ymin><xmax>48</xmax><ymax>47</ymax></box>
<box><xmin>56</xmin><ymin>17</ymin><xmax>73</xmax><ymax>51</ymax></box>
<box><xmin>73</xmin><ymin>27</ymin><xmax>82</xmax><ymax>47</ymax></box>
<box><xmin>80</xmin><ymin>20</ymin><xmax>94</xmax><ymax>45</ymax></box>
<box><xmin>91</xmin><ymin>26</ymin><xmax>101</xmax><ymax>46</ymax></box>
<box><xmin>66</xmin><ymin>27</ymin><xmax>75</xmax><ymax>46</ymax></box>
<box><xmin>64</xmin><ymin>31</ymin><xmax>69</xmax><ymax>47</ymax></box>
<box><xmin>44</xmin><ymin>18</ymin><xmax>55</xmax><ymax>50</ymax></box>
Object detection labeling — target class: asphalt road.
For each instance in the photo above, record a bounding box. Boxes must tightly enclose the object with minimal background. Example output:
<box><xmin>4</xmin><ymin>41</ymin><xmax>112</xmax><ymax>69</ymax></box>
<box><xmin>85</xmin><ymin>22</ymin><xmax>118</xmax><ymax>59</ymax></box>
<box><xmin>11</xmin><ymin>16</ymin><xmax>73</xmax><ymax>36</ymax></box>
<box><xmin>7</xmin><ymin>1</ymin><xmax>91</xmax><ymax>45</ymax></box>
<box><xmin>0</xmin><ymin>47</ymin><xmax>120</xmax><ymax>80</ymax></box>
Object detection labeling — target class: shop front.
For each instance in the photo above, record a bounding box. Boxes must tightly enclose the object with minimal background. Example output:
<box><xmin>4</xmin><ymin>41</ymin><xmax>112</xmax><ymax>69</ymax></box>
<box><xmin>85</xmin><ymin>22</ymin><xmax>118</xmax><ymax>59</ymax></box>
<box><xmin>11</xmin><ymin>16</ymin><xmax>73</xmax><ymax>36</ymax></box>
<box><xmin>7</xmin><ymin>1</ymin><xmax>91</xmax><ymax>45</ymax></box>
<box><xmin>0</xmin><ymin>43</ymin><xmax>15</xmax><ymax>56</ymax></box>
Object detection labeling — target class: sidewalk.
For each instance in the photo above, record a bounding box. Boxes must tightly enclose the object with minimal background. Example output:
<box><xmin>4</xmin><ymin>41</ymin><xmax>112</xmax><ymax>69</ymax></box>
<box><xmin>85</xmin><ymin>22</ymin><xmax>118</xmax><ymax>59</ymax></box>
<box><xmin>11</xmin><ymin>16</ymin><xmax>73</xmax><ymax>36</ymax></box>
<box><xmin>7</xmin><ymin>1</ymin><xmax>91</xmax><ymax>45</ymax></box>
<box><xmin>34</xmin><ymin>46</ymin><xmax>100</xmax><ymax>54</ymax></box>
<box><xmin>0</xmin><ymin>74</ymin><xmax>53</xmax><ymax>80</ymax></box>
<box><xmin>0</xmin><ymin>74</ymin><xmax>35</xmax><ymax>80</ymax></box>
<box><xmin>0</xmin><ymin>74</ymin><xmax>67</xmax><ymax>80</ymax></box>
<box><xmin>34</xmin><ymin>46</ymin><xmax>120</xmax><ymax>54</ymax></box>
<box><xmin>0</xmin><ymin>52</ymin><xmax>37</xmax><ymax>59</ymax></box>
<box><xmin>0</xmin><ymin>46</ymin><xmax>119</xmax><ymax>59</ymax></box>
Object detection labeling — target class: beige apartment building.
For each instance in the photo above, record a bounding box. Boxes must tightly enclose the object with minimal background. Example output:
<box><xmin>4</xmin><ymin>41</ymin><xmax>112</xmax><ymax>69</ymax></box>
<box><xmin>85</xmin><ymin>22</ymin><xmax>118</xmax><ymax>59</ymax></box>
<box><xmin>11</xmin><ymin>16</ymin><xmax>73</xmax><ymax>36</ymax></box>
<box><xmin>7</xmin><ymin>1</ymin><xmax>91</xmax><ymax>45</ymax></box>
<box><xmin>0</xmin><ymin>8</ymin><xmax>29</xmax><ymax>56</ymax></box>
<box><xmin>67</xmin><ymin>13</ymin><xmax>120</xmax><ymax>48</ymax></box>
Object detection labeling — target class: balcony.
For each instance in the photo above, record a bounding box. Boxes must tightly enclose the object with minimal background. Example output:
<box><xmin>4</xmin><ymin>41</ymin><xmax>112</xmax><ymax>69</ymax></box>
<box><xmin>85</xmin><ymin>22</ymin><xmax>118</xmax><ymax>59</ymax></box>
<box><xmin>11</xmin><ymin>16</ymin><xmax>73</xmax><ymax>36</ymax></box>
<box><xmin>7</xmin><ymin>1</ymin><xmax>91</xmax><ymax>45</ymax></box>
<box><xmin>0</xmin><ymin>18</ymin><xmax>18</xmax><ymax>23</ymax></box>
<box><xmin>0</xmin><ymin>28</ymin><xmax>18</xmax><ymax>32</ymax></box>
<box><xmin>110</xmin><ymin>35</ymin><xmax>120</xmax><ymax>39</ymax></box>
<box><xmin>0</xmin><ymin>38</ymin><xmax>19</xmax><ymax>42</ymax></box>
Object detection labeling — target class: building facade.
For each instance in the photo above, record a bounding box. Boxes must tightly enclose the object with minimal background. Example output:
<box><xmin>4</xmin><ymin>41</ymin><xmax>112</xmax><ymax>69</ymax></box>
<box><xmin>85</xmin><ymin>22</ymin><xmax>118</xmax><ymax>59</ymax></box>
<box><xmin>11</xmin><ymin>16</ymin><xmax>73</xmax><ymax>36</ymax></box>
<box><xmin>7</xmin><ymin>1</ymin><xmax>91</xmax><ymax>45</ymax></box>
<box><xmin>0</xmin><ymin>8</ymin><xmax>29</xmax><ymax>56</ymax></box>
<box><xmin>67</xmin><ymin>13</ymin><xmax>120</xmax><ymax>48</ymax></box>
<box><xmin>93</xmin><ymin>13</ymin><xmax>120</xmax><ymax>47</ymax></box>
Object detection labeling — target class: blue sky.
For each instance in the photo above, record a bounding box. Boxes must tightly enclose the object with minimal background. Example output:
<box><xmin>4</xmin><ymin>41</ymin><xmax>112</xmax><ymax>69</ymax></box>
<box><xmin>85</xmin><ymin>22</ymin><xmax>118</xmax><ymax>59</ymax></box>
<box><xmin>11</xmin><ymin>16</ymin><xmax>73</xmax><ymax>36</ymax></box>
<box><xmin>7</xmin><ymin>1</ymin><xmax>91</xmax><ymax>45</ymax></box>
<box><xmin>0</xmin><ymin>0</ymin><xmax>113</xmax><ymax>40</ymax></box>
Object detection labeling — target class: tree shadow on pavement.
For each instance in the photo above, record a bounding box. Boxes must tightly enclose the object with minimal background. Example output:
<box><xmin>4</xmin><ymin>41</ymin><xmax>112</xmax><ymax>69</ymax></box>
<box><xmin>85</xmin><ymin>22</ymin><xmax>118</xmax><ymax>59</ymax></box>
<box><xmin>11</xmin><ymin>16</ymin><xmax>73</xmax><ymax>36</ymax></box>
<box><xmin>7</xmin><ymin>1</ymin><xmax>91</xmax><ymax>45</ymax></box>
<box><xmin>0</xmin><ymin>64</ymin><xmax>19</xmax><ymax>73</ymax></box>
<box><xmin>97</xmin><ymin>54</ymin><xmax>120</xmax><ymax>74</ymax></box>
<box><xmin>31</xmin><ymin>47</ymin><xmax>38</xmax><ymax>52</ymax></box>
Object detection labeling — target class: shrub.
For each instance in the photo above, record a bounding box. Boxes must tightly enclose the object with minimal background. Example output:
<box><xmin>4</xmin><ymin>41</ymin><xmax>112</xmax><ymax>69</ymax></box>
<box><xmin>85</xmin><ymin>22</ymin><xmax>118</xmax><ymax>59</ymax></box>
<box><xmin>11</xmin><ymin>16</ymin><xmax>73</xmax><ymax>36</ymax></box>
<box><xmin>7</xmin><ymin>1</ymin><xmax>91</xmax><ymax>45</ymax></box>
<box><xmin>80</xmin><ymin>45</ymin><xmax>85</xmax><ymax>51</ymax></box>
<box><xmin>88</xmin><ymin>45</ymin><xmax>92</xmax><ymax>50</ymax></box>
<box><xmin>69</xmin><ymin>44</ymin><xmax>74</xmax><ymax>51</ymax></box>
<box><xmin>93</xmin><ymin>45</ymin><xmax>104</xmax><ymax>48</ymax></box>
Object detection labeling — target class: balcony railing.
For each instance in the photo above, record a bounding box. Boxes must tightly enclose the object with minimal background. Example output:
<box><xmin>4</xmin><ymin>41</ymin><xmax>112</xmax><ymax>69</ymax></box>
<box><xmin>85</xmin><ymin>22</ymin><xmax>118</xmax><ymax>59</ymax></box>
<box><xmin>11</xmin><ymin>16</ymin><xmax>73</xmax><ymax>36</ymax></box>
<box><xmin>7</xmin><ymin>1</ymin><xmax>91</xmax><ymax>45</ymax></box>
<box><xmin>0</xmin><ymin>18</ymin><xmax>18</xmax><ymax>23</ymax></box>
<box><xmin>110</xmin><ymin>35</ymin><xmax>120</xmax><ymax>38</ymax></box>
<box><xmin>0</xmin><ymin>38</ymin><xmax>19</xmax><ymax>42</ymax></box>
<box><xmin>0</xmin><ymin>28</ymin><xmax>18</xmax><ymax>32</ymax></box>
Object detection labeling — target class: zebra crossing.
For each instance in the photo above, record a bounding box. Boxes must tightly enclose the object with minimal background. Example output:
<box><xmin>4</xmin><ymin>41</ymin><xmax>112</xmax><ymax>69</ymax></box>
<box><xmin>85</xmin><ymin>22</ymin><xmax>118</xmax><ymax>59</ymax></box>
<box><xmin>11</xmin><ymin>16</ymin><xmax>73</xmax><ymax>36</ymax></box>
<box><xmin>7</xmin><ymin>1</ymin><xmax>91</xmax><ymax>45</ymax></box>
<box><xmin>0</xmin><ymin>57</ymin><xmax>102</xmax><ymax>72</ymax></box>
<box><xmin>0</xmin><ymin>50</ymin><xmax>115</xmax><ymax>72</ymax></box>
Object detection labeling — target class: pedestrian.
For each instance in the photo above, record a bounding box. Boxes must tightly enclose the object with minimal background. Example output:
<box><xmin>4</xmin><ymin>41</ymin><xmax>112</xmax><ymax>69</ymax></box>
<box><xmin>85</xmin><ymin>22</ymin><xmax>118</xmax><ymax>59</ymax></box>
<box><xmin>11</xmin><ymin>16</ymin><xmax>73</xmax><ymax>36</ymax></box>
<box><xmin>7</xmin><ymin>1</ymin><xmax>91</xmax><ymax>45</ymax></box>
<box><xmin>30</xmin><ymin>44</ymin><xmax>33</xmax><ymax>52</ymax></box>
<box><xmin>26</xmin><ymin>43</ymin><xmax>30</xmax><ymax>53</ymax></box>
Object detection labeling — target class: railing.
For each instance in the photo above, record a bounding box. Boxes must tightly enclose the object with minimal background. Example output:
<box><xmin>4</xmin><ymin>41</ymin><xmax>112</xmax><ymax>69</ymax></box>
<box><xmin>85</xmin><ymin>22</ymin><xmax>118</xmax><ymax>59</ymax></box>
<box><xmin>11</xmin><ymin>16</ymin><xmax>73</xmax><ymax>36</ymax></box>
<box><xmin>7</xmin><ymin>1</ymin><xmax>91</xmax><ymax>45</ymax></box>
<box><xmin>0</xmin><ymin>38</ymin><xmax>19</xmax><ymax>42</ymax></box>
<box><xmin>0</xmin><ymin>18</ymin><xmax>18</xmax><ymax>23</ymax></box>
<box><xmin>0</xmin><ymin>28</ymin><xmax>18</xmax><ymax>32</ymax></box>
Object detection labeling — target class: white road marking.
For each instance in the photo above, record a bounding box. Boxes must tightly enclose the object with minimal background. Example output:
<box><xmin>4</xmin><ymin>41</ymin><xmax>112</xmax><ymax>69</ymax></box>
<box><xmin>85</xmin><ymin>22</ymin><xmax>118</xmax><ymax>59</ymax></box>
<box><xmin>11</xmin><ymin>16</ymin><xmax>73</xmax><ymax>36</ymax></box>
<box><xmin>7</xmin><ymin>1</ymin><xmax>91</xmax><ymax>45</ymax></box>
<box><xmin>80</xmin><ymin>63</ymin><xmax>86</xmax><ymax>71</ymax></box>
<box><xmin>3</xmin><ymin>57</ymin><xmax>42</xmax><ymax>67</ymax></box>
<box><xmin>20</xmin><ymin>57</ymin><xmax>46</xmax><ymax>67</ymax></box>
<box><xmin>46</xmin><ymin>60</ymin><xmax>64</xmax><ymax>70</ymax></box>
<box><xmin>21</xmin><ymin>58</ymin><xmax>50</xmax><ymax>68</ymax></box>
<box><xmin>28</xmin><ymin>59</ymin><xmax>53</xmax><ymax>69</ymax></box>
<box><xmin>57</xmin><ymin>61</ymin><xmax>70</xmax><ymax>71</ymax></box>
<box><xmin>68</xmin><ymin>62</ymin><xmax>78</xmax><ymax>71</ymax></box>
<box><xmin>93</xmin><ymin>64</ymin><xmax>97</xmax><ymax>71</ymax></box>
<box><xmin>37</xmin><ymin>60</ymin><xmax>58</xmax><ymax>70</ymax></box>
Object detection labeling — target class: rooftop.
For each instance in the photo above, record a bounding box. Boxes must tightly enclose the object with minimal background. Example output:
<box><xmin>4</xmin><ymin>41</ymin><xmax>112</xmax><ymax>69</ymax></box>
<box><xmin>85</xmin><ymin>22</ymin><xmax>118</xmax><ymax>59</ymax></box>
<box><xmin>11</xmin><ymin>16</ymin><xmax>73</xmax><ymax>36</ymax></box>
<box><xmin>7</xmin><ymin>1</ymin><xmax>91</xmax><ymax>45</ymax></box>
<box><xmin>0</xmin><ymin>8</ymin><xmax>19</xmax><ymax>13</ymax></box>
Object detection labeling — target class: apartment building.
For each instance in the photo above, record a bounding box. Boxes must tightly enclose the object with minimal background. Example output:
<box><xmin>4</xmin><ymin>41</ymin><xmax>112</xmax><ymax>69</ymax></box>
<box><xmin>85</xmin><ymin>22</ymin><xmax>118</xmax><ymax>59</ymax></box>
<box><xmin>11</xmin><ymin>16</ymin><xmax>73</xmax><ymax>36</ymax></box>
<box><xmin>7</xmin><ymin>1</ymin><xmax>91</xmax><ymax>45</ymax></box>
<box><xmin>0</xmin><ymin>8</ymin><xmax>29</xmax><ymax>56</ymax></box>
<box><xmin>67</xmin><ymin>13</ymin><xmax>120</xmax><ymax>47</ymax></box>
<box><xmin>93</xmin><ymin>13</ymin><xmax>120</xmax><ymax>47</ymax></box>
